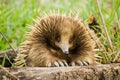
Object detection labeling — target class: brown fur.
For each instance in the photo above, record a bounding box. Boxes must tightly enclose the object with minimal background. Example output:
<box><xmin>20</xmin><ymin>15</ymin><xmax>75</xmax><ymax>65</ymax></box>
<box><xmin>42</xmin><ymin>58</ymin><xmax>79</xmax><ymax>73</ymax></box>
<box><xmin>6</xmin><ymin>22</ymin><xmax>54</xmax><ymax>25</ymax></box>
<box><xmin>16</xmin><ymin>14</ymin><xmax>99</xmax><ymax>67</ymax></box>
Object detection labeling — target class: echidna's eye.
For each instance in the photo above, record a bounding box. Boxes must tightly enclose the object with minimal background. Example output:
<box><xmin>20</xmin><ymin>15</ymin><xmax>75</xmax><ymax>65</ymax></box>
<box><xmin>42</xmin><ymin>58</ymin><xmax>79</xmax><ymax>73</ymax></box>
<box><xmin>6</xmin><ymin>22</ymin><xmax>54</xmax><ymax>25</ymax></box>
<box><xmin>55</xmin><ymin>36</ymin><xmax>60</xmax><ymax>42</ymax></box>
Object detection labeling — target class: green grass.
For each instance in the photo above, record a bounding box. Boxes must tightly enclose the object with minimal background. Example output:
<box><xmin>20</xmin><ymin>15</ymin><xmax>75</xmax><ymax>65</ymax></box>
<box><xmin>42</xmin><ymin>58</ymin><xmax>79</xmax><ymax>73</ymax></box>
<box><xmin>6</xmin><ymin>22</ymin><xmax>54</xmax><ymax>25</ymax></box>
<box><xmin>0</xmin><ymin>0</ymin><xmax>120</xmax><ymax>64</ymax></box>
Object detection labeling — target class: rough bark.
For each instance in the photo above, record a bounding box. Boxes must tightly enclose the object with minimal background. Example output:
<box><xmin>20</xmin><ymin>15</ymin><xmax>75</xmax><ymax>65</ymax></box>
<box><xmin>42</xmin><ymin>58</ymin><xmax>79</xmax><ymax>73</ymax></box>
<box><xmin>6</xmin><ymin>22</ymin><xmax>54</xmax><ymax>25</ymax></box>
<box><xmin>0</xmin><ymin>66</ymin><xmax>19</xmax><ymax>80</ymax></box>
<box><xmin>0</xmin><ymin>63</ymin><xmax>120</xmax><ymax>80</ymax></box>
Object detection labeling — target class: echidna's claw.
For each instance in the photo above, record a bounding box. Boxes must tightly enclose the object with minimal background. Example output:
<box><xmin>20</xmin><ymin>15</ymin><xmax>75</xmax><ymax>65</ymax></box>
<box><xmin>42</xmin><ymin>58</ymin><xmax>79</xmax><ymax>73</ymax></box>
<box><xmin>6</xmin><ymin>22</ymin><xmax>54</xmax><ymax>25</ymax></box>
<box><xmin>47</xmin><ymin>63</ymin><xmax>52</xmax><ymax>67</ymax></box>
<box><xmin>54</xmin><ymin>61</ymin><xmax>60</xmax><ymax>67</ymax></box>
<box><xmin>76</xmin><ymin>61</ymin><xmax>84</xmax><ymax>66</ymax></box>
<box><xmin>70</xmin><ymin>60</ymin><xmax>89</xmax><ymax>66</ymax></box>
<box><xmin>58</xmin><ymin>61</ymin><xmax>65</xmax><ymax>67</ymax></box>
<box><xmin>62</xmin><ymin>60</ymin><xmax>69</xmax><ymax>67</ymax></box>
<box><xmin>82</xmin><ymin>61</ymin><xmax>89</xmax><ymax>66</ymax></box>
<box><xmin>71</xmin><ymin>62</ymin><xmax>75</xmax><ymax>66</ymax></box>
<box><xmin>47</xmin><ymin>60</ymin><xmax>68</xmax><ymax>67</ymax></box>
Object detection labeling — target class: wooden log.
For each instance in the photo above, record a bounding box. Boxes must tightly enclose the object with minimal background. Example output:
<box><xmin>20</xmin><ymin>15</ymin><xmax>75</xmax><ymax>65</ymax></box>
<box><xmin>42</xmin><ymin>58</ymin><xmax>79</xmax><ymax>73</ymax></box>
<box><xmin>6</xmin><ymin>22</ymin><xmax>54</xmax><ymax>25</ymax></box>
<box><xmin>0</xmin><ymin>50</ymin><xmax>120</xmax><ymax>80</ymax></box>
<box><xmin>0</xmin><ymin>63</ymin><xmax>119</xmax><ymax>80</ymax></box>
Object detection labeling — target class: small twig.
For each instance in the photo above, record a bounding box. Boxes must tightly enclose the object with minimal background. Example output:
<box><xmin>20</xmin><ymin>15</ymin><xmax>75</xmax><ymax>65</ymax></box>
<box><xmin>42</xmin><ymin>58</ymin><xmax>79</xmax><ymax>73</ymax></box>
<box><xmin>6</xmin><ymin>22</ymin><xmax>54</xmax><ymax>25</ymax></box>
<box><xmin>0</xmin><ymin>31</ymin><xmax>17</xmax><ymax>54</ymax></box>
<box><xmin>96</xmin><ymin>0</ymin><xmax>114</xmax><ymax>51</ymax></box>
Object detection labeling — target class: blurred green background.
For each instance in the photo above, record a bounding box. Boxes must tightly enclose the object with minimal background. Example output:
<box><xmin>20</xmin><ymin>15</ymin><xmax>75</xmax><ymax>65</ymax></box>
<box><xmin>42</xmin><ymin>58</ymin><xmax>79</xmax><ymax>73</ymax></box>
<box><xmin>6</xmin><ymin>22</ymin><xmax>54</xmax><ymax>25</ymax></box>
<box><xmin>0</xmin><ymin>0</ymin><xmax>119</xmax><ymax>51</ymax></box>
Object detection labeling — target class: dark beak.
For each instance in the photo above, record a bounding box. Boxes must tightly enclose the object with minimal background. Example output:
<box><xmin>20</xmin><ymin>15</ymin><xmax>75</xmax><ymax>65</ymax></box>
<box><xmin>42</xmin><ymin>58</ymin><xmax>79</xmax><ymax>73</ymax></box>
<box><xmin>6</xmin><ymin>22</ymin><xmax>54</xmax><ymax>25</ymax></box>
<box><xmin>60</xmin><ymin>44</ymin><xmax>69</xmax><ymax>54</ymax></box>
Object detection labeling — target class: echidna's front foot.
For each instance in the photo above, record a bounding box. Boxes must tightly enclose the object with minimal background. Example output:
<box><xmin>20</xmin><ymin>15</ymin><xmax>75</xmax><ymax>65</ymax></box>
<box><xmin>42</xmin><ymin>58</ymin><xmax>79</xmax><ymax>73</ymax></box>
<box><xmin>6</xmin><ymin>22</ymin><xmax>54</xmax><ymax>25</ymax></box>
<box><xmin>47</xmin><ymin>60</ymin><xmax>68</xmax><ymax>67</ymax></box>
<box><xmin>70</xmin><ymin>60</ymin><xmax>89</xmax><ymax>66</ymax></box>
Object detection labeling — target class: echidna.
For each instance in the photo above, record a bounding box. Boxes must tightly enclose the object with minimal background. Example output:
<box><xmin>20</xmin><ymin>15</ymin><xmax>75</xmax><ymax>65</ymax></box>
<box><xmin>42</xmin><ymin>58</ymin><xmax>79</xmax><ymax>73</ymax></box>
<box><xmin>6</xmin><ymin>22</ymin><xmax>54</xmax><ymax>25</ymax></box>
<box><xmin>14</xmin><ymin>14</ymin><xmax>99</xmax><ymax>67</ymax></box>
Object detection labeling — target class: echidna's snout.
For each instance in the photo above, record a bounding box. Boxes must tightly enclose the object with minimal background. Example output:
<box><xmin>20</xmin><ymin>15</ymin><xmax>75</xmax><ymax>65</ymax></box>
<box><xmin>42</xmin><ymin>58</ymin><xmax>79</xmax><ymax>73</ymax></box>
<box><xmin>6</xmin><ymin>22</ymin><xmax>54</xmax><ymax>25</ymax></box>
<box><xmin>60</xmin><ymin>44</ymin><xmax>69</xmax><ymax>54</ymax></box>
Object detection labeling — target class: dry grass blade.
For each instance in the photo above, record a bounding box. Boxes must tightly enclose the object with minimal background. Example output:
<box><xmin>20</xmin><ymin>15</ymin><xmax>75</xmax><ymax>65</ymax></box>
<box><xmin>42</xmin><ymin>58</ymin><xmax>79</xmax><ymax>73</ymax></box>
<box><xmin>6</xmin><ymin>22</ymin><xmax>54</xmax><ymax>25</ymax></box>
<box><xmin>113</xmin><ymin>50</ymin><xmax>120</xmax><ymax>62</ymax></box>
<box><xmin>96</xmin><ymin>0</ymin><xmax>114</xmax><ymax>52</ymax></box>
<box><xmin>0</xmin><ymin>31</ymin><xmax>17</xmax><ymax>54</ymax></box>
<box><xmin>84</xmin><ymin>23</ymin><xmax>109</xmax><ymax>62</ymax></box>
